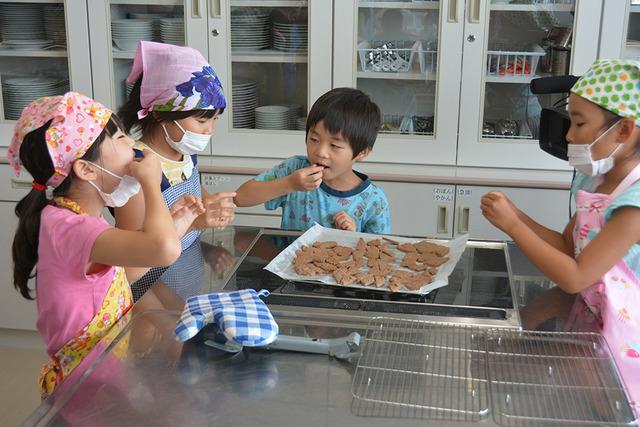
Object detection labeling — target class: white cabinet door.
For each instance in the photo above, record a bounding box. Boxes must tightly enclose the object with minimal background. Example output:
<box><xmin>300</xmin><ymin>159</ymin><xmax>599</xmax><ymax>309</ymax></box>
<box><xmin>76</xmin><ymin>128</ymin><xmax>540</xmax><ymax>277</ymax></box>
<box><xmin>332</xmin><ymin>0</ymin><xmax>464</xmax><ymax>165</ymax></box>
<box><xmin>208</xmin><ymin>0</ymin><xmax>333</xmax><ymax>159</ymax></box>
<box><xmin>454</xmin><ymin>184</ymin><xmax>571</xmax><ymax>241</ymax></box>
<box><xmin>601</xmin><ymin>1</ymin><xmax>640</xmax><ymax>61</ymax></box>
<box><xmin>376</xmin><ymin>181</ymin><xmax>455</xmax><ymax>238</ymax></box>
<box><xmin>0</xmin><ymin>200</ymin><xmax>38</xmax><ymax>331</ymax></box>
<box><xmin>88</xmin><ymin>0</ymin><xmax>209</xmax><ymax>113</ymax></box>
<box><xmin>457</xmin><ymin>0</ymin><xmax>602</xmax><ymax>170</ymax></box>
<box><xmin>0</xmin><ymin>0</ymin><xmax>92</xmax><ymax>146</ymax></box>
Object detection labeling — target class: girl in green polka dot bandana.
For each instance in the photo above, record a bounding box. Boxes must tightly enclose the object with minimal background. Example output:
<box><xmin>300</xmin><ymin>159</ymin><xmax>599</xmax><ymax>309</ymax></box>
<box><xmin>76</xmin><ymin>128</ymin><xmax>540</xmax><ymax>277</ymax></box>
<box><xmin>480</xmin><ymin>58</ymin><xmax>640</xmax><ymax>418</ymax></box>
<box><xmin>568</xmin><ymin>59</ymin><xmax>640</xmax><ymax>176</ymax></box>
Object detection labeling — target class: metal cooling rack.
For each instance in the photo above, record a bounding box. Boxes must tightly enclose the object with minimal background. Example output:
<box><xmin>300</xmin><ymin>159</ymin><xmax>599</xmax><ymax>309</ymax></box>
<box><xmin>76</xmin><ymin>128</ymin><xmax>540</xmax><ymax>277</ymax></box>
<box><xmin>351</xmin><ymin>317</ymin><xmax>490</xmax><ymax>422</ymax></box>
<box><xmin>351</xmin><ymin>317</ymin><xmax>635</xmax><ymax>425</ymax></box>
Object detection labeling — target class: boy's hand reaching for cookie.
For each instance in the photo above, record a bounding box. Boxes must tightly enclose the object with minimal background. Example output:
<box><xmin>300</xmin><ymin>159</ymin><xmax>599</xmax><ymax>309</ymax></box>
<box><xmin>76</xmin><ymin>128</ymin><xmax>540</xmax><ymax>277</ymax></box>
<box><xmin>481</xmin><ymin>191</ymin><xmax>522</xmax><ymax>235</ymax></box>
<box><xmin>334</xmin><ymin>211</ymin><xmax>356</xmax><ymax>232</ymax></box>
<box><xmin>287</xmin><ymin>164</ymin><xmax>324</xmax><ymax>192</ymax></box>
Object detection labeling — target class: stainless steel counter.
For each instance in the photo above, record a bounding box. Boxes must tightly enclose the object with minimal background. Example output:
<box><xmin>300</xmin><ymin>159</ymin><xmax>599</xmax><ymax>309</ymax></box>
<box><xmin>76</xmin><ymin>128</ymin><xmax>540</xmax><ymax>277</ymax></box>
<box><xmin>22</xmin><ymin>226</ymin><xmax>608</xmax><ymax>427</ymax></box>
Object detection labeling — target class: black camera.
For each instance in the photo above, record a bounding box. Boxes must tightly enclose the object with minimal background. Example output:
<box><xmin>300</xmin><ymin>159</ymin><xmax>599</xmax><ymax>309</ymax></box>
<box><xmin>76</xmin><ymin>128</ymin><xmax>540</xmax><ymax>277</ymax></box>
<box><xmin>530</xmin><ymin>75</ymin><xmax>579</xmax><ymax>161</ymax></box>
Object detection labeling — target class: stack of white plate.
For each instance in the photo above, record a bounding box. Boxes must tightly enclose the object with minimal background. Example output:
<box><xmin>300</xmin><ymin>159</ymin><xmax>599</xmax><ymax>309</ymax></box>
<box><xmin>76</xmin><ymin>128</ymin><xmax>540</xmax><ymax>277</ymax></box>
<box><xmin>124</xmin><ymin>81</ymin><xmax>134</xmax><ymax>99</ymax></box>
<box><xmin>0</xmin><ymin>3</ymin><xmax>46</xmax><ymax>42</ymax></box>
<box><xmin>129</xmin><ymin>12</ymin><xmax>167</xmax><ymax>41</ymax></box>
<box><xmin>272</xmin><ymin>22</ymin><xmax>308</xmax><ymax>52</ymax></box>
<box><xmin>2</xmin><ymin>77</ymin><xmax>69</xmax><ymax>120</ymax></box>
<box><xmin>160</xmin><ymin>18</ymin><xmax>184</xmax><ymax>45</ymax></box>
<box><xmin>232</xmin><ymin>80</ymin><xmax>258</xmax><ymax>129</ymax></box>
<box><xmin>296</xmin><ymin>116</ymin><xmax>307</xmax><ymax>131</ymax></box>
<box><xmin>230</xmin><ymin>11</ymin><xmax>270</xmax><ymax>51</ymax></box>
<box><xmin>43</xmin><ymin>5</ymin><xmax>66</xmax><ymax>46</ymax></box>
<box><xmin>256</xmin><ymin>105</ymin><xmax>290</xmax><ymax>130</ymax></box>
<box><xmin>2</xmin><ymin>40</ymin><xmax>53</xmax><ymax>50</ymax></box>
<box><xmin>278</xmin><ymin>103</ymin><xmax>303</xmax><ymax>129</ymax></box>
<box><xmin>111</xmin><ymin>19</ymin><xmax>153</xmax><ymax>51</ymax></box>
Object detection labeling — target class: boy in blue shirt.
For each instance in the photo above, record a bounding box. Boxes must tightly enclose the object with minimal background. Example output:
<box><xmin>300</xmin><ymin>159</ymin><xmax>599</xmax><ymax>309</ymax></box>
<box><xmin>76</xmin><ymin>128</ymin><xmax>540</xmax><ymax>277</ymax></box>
<box><xmin>235</xmin><ymin>88</ymin><xmax>391</xmax><ymax>234</ymax></box>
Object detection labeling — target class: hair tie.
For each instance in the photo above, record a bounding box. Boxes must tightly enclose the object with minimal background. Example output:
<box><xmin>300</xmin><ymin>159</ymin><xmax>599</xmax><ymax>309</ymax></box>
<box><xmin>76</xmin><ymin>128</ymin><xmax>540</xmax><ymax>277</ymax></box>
<box><xmin>32</xmin><ymin>181</ymin><xmax>46</xmax><ymax>191</ymax></box>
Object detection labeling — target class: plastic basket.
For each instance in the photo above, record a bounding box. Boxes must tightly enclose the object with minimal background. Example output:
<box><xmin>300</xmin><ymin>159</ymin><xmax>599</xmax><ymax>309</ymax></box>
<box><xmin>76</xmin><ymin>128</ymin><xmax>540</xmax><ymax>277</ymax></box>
<box><xmin>486</xmin><ymin>44</ymin><xmax>545</xmax><ymax>77</ymax></box>
<box><xmin>358</xmin><ymin>40</ymin><xmax>437</xmax><ymax>73</ymax></box>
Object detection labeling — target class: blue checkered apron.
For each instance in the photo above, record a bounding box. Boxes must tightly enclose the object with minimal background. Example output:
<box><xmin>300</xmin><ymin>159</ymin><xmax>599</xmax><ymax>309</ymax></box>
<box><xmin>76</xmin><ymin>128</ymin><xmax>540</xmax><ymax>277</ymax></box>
<box><xmin>131</xmin><ymin>152</ymin><xmax>203</xmax><ymax>301</ymax></box>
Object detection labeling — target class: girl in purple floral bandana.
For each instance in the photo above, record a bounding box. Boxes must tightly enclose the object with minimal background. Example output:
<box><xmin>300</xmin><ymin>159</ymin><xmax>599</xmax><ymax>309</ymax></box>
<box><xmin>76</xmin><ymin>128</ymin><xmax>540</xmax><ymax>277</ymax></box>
<box><xmin>117</xmin><ymin>41</ymin><xmax>236</xmax><ymax>300</ymax></box>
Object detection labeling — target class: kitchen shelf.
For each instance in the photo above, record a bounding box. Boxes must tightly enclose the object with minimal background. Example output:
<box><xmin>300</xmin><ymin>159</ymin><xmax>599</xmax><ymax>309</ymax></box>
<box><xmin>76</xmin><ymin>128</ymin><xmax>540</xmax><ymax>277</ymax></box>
<box><xmin>110</xmin><ymin>0</ymin><xmax>182</xmax><ymax>5</ymax></box>
<box><xmin>231</xmin><ymin>49</ymin><xmax>307</xmax><ymax>63</ymax></box>
<box><xmin>485</xmin><ymin>72</ymin><xmax>552</xmax><ymax>84</ymax></box>
<box><xmin>112</xmin><ymin>50</ymin><xmax>135</xmax><ymax>59</ymax></box>
<box><xmin>0</xmin><ymin>0</ymin><xmax>62</xmax><ymax>3</ymax></box>
<box><xmin>358</xmin><ymin>1</ymin><xmax>440</xmax><ymax>10</ymax></box>
<box><xmin>489</xmin><ymin>4</ymin><xmax>574</xmax><ymax>12</ymax></box>
<box><xmin>631</xmin><ymin>5</ymin><xmax>640</xmax><ymax>13</ymax></box>
<box><xmin>230</xmin><ymin>0</ymin><xmax>308</xmax><ymax>7</ymax></box>
<box><xmin>357</xmin><ymin>71</ymin><xmax>437</xmax><ymax>81</ymax></box>
<box><xmin>0</xmin><ymin>48</ymin><xmax>68</xmax><ymax>58</ymax></box>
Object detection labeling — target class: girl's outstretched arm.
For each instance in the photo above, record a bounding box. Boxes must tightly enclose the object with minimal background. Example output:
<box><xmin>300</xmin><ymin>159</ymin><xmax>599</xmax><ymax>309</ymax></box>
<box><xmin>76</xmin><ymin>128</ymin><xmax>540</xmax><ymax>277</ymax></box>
<box><xmin>482</xmin><ymin>191</ymin><xmax>640</xmax><ymax>294</ymax></box>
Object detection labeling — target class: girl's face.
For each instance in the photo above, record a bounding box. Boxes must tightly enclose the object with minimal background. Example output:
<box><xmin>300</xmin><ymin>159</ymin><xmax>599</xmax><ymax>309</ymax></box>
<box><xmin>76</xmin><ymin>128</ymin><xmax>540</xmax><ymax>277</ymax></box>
<box><xmin>94</xmin><ymin>128</ymin><xmax>136</xmax><ymax>192</ymax></box>
<box><xmin>163</xmin><ymin>113</ymin><xmax>219</xmax><ymax>142</ymax></box>
<box><xmin>566</xmin><ymin>94</ymin><xmax>620</xmax><ymax>161</ymax></box>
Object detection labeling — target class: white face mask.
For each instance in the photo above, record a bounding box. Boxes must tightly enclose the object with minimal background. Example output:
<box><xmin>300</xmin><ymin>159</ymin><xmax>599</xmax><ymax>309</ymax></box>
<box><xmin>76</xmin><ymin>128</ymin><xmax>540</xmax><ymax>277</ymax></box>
<box><xmin>567</xmin><ymin>121</ymin><xmax>622</xmax><ymax>176</ymax></box>
<box><xmin>87</xmin><ymin>162</ymin><xmax>141</xmax><ymax>208</ymax></box>
<box><xmin>162</xmin><ymin>121</ymin><xmax>211</xmax><ymax>155</ymax></box>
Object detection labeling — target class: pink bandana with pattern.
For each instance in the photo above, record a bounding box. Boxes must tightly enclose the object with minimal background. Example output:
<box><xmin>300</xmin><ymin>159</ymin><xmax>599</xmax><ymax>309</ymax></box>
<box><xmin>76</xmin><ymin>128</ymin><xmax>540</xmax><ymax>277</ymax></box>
<box><xmin>7</xmin><ymin>92</ymin><xmax>112</xmax><ymax>188</ymax></box>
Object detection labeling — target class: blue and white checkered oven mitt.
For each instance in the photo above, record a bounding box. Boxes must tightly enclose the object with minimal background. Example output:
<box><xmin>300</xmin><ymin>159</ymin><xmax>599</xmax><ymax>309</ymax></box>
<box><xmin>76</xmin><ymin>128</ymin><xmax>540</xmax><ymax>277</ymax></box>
<box><xmin>174</xmin><ymin>289</ymin><xmax>279</xmax><ymax>346</ymax></box>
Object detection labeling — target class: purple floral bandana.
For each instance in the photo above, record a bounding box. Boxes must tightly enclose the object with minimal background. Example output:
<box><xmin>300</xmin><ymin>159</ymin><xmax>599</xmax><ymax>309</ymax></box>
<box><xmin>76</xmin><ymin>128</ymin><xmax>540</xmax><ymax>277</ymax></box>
<box><xmin>126</xmin><ymin>41</ymin><xmax>226</xmax><ymax>119</ymax></box>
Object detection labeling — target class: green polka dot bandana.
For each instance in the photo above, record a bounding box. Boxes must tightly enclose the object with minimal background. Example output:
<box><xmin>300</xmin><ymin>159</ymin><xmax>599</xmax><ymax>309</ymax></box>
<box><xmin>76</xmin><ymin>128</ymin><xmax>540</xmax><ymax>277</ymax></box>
<box><xmin>571</xmin><ymin>59</ymin><xmax>640</xmax><ymax>124</ymax></box>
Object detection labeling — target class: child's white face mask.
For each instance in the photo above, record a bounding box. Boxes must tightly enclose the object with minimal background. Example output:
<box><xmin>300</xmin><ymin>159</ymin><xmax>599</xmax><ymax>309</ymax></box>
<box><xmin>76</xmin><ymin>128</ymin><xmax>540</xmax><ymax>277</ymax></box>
<box><xmin>163</xmin><ymin>121</ymin><xmax>211</xmax><ymax>155</ymax></box>
<box><xmin>567</xmin><ymin>120</ymin><xmax>622</xmax><ymax>176</ymax></box>
<box><xmin>87</xmin><ymin>162</ymin><xmax>141</xmax><ymax>207</ymax></box>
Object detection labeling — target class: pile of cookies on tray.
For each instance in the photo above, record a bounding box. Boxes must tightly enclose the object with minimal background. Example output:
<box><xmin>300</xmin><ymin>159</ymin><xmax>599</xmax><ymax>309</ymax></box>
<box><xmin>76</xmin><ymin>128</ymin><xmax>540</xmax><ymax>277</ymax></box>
<box><xmin>293</xmin><ymin>237</ymin><xmax>450</xmax><ymax>292</ymax></box>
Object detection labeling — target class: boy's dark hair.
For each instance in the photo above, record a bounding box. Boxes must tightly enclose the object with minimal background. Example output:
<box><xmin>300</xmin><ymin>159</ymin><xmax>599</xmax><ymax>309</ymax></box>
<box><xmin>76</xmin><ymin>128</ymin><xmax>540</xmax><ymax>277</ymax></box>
<box><xmin>118</xmin><ymin>75</ymin><xmax>224</xmax><ymax>136</ymax></box>
<box><xmin>306</xmin><ymin>87</ymin><xmax>381</xmax><ymax>158</ymax></box>
<box><xmin>12</xmin><ymin>116</ymin><xmax>121</xmax><ymax>300</ymax></box>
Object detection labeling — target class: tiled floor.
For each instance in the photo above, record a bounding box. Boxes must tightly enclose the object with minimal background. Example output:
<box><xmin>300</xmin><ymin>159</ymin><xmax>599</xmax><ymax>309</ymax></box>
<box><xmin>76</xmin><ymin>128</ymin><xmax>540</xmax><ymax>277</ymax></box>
<box><xmin>0</xmin><ymin>329</ymin><xmax>46</xmax><ymax>427</ymax></box>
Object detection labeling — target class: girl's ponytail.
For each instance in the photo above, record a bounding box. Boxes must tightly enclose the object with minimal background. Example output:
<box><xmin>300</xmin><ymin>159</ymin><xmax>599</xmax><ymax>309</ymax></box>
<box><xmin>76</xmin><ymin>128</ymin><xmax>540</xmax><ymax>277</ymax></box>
<box><xmin>12</xmin><ymin>121</ymin><xmax>55</xmax><ymax>300</ymax></box>
<box><xmin>118</xmin><ymin>76</ymin><xmax>143</xmax><ymax>134</ymax></box>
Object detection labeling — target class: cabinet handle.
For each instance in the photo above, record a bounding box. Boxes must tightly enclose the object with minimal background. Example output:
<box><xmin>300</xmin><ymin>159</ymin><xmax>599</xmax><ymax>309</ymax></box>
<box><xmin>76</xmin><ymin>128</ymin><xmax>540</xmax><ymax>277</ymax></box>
<box><xmin>210</xmin><ymin>0</ymin><xmax>221</xmax><ymax>18</ymax></box>
<box><xmin>437</xmin><ymin>205</ymin><xmax>449</xmax><ymax>235</ymax></box>
<box><xmin>458</xmin><ymin>207</ymin><xmax>470</xmax><ymax>235</ymax></box>
<box><xmin>448</xmin><ymin>0</ymin><xmax>458</xmax><ymax>23</ymax></box>
<box><xmin>192</xmin><ymin>0</ymin><xmax>202</xmax><ymax>19</ymax></box>
<box><xmin>11</xmin><ymin>178</ymin><xmax>32</xmax><ymax>190</ymax></box>
<box><xmin>469</xmin><ymin>0</ymin><xmax>480</xmax><ymax>24</ymax></box>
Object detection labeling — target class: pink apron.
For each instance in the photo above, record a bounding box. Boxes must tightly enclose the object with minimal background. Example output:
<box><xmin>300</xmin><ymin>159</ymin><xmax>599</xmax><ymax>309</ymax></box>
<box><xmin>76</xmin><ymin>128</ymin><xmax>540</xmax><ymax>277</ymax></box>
<box><xmin>567</xmin><ymin>165</ymin><xmax>640</xmax><ymax>416</ymax></box>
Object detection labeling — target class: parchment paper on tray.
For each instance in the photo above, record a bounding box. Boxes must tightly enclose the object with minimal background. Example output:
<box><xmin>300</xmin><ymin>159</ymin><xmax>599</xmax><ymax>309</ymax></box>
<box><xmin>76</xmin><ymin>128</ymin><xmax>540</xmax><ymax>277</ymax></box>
<box><xmin>264</xmin><ymin>223</ymin><xmax>468</xmax><ymax>295</ymax></box>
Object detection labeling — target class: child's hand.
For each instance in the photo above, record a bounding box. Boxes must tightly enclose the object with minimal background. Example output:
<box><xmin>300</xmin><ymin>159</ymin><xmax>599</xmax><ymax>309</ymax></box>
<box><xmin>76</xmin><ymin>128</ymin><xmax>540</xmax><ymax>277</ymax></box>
<box><xmin>170</xmin><ymin>195</ymin><xmax>205</xmax><ymax>237</ymax></box>
<box><xmin>192</xmin><ymin>192</ymin><xmax>236</xmax><ymax>230</ymax></box>
<box><xmin>481</xmin><ymin>191</ymin><xmax>522</xmax><ymax>235</ymax></box>
<box><xmin>287</xmin><ymin>165</ymin><xmax>324</xmax><ymax>192</ymax></box>
<box><xmin>334</xmin><ymin>211</ymin><xmax>356</xmax><ymax>232</ymax></box>
<box><xmin>130</xmin><ymin>149</ymin><xmax>162</xmax><ymax>187</ymax></box>
<box><xmin>202</xmin><ymin>243</ymin><xmax>235</xmax><ymax>272</ymax></box>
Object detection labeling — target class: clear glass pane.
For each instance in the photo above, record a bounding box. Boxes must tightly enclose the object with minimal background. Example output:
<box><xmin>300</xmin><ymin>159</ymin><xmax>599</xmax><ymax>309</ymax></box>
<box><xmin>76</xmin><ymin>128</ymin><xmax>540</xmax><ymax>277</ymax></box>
<box><xmin>624</xmin><ymin>0</ymin><xmax>640</xmax><ymax>60</ymax></box>
<box><xmin>483</xmin><ymin>0</ymin><xmax>575</xmax><ymax>141</ymax></box>
<box><xmin>356</xmin><ymin>0</ymin><xmax>440</xmax><ymax>137</ymax></box>
<box><xmin>0</xmin><ymin>2</ymin><xmax>70</xmax><ymax>121</ymax></box>
<box><xmin>230</xmin><ymin>5</ymin><xmax>308</xmax><ymax>131</ymax></box>
<box><xmin>110</xmin><ymin>2</ymin><xmax>185</xmax><ymax>110</ymax></box>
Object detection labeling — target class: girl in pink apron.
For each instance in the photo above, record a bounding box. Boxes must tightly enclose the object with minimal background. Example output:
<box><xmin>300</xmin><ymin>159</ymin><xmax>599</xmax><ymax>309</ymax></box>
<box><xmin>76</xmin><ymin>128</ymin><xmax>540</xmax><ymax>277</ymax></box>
<box><xmin>7</xmin><ymin>92</ymin><xmax>204</xmax><ymax>399</ymax></box>
<box><xmin>480</xmin><ymin>59</ymin><xmax>640</xmax><ymax>417</ymax></box>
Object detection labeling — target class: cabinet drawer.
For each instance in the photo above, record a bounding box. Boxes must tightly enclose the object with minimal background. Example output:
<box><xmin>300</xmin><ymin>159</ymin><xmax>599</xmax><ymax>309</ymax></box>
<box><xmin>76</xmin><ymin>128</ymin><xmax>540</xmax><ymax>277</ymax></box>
<box><xmin>455</xmin><ymin>185</ymin><xmax>571</xmax><ymax>241</ymax></box>
<box><xmin>201</xmin><ymin>173</ymin><xmax>280</xmax><ymax>217</ymax></box>
<box><xmin>0</xmin><ymin>164</ymin><xmax>34</xmax><ymax>202</ymax></box>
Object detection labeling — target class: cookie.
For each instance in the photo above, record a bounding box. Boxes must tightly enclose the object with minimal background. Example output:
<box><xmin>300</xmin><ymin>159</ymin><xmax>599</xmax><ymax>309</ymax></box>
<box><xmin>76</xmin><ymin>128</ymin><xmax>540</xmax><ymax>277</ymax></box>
<box><xmin>382</xmin><ymin>237</ymin><xmax>399</xmax><ymax>245</ymax></box>
<box><xmin>313</xmin><ymin>241</ymin><xmax>337</xmax><ymax>249</ymax></box>
<box><xmin>419</xmin><ymin>253</ymin><xmax>449</xmax><ymax>267</ymax></box>
<box><xmin>397</xmin><ymin>243</ymin><xmax>417</xmax><ymax>253</ymax></box>
<box><xmin>333</xmin><ymin>268</ymin><xmax>356</xmax><ymax>285</ymax></box>
<box><xmin>354</xmin><ymin>272</ymin><xmax>375</xmax><ymax>286</ymax></box>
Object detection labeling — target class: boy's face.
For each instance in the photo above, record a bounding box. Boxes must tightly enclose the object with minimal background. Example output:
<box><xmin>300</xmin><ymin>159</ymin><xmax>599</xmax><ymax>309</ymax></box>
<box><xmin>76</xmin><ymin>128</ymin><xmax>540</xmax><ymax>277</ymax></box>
<box><xmin>305</xmin><ymin>120</ymin><xmax>369</xmax><ymax>184</ymax></box>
